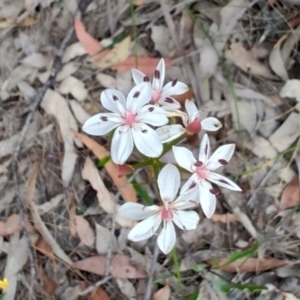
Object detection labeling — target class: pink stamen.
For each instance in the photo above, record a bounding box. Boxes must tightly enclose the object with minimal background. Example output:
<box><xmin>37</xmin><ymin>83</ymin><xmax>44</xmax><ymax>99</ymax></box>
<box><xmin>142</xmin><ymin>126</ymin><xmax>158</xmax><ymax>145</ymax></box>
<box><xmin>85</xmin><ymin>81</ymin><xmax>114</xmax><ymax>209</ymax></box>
<box><xmin>196</xmin><ymin>167</ymin><xmax>209</xmax><ymax>179</ymax></box>
<box><xmin>125</xmin><ymin>113</ymin><xmax>136</xmax><ymax>125</ymax></box>
<box><xmin>151</xmin><ymin>90</ymin><xmax>161</xmax><ymax>104</ymax></box>
<box><xmin>161</xmin><ymin>207</ymin><xmax>173</xmax><ymax>220</ymax></box>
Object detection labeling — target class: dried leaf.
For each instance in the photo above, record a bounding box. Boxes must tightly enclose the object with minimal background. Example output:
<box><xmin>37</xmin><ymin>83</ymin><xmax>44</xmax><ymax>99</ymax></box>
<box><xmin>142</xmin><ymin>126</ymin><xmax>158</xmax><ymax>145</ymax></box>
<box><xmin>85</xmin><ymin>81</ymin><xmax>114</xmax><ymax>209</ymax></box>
<box><xmin>115</xmin><ymin>279</ymin><xmax>136</xmax><ymax>299</ymax></box>
<box><xmin>58</xmin><ymin>76</ymin><xmax>88</xmax><ymax>102</ymax></box>
<box><xmin>34</xmin><ymin>234</ymin><xmax>55</xmax><ymax>260</ymax></box>
<box><xmin>211</xmin><ymin>214</ymin><xmax>238</xmax><ymax>223</ymax></box>
<box><xmin>91</xmin><ymin>36</ymin><xmax>131</xmax><ymax>70</ymax></box>
<box><xmin>269</xmin><ymin>112</ymin><xmax>299</xmax><ymax>152</ymax></box>
<box><xmin>5</xmin><ymin>214</ymin><xmax>21</xmax><ymax>235</ymax></box>
<box><xmin>42</xmin><ymin>89</ymin><xmax>80</xmax><ymax>186</ymax></box>
<box><xmin>74</xmin><ymin>16</ymin><xmax>109</xmax><ymax>61</ymax></box>
<box><xmin>208</xmin><ymin>257</ymin><xmax>290</xmax><ymax>273</ymax></box>
<box><xmin>37</xmin><ymin>267</ymin><xmax>58</xmax><ymax>297</ymax></box>
<box><xmin>72</xmin><ymin>131</ymin><xmax>137</xmax><ymax>202</ymax></box>
<box><xmin>81</xmin><ymin>157</ymin><xmax>135</xmax><ymax>228</ymax></box>
<box><xmin>21</xmin><ymin>53</ymin><xmax>49</xmax><ymax>69</ymax></box>
<box><xmin>280</xmin><ymin>176</ymin><xmax>300</xmax><ymax>210</ymax></box>
<box><xmin>225</xmin><ymin>43</ymin><xmax>276</xmax><ymax>79</ymax></box>
<box><xmin>96</xmin><ymin>73</ymin><xmax>116</xmax><ymax>89</ymax></box>
<box><xmin>152</xmin><ymin>283</ymin><xmax>170</xmax><ymax>300</ymax></box>
<box><xmin>38</xmin><ymin>194</ymin><xmax>64</xmax><ymax>216</ymax></box>
<box><xmin>0</xmin><ymin>16</ymin><xmax>38</xmax><ymax>28</ymax></box>
<box><xmin>69</xmin><ymin>100</ymin><xmax>91</xmax><ymax>125</ymax></box>
<box><xmin>269</xmin><ymin>35</ymin><xmax>289</xmax><ymax>81</ymax></box>
<box><xmin>62</xmin><ymin>42</ymin><xmax>87</xmax><ymax>63</ymax></box>
<box><xmin>69</xmin><ymin>204</ymin><xmax>77</xmax><ymax>236</ymax></box>
<box><xmin>72</xmin><ymin>254</ymin><xmax>146</xmax><ymax>278</ymax></box>
<box><xmin>95</xmin><ymin>223</ymin><xmax>117</xmax><ymax>255</ymax></box>
<box><xmin>280</xmin><ymin>79</ymin><xmax>300</xmax><ymax>102</ymax></box>
<box><xmin>111</xmin><ymin>56</ymin><xmax>172</xmax><ymax>74</ymax></box>
<box><xmin>282</xmin><ymin>293</ymin><xmax>300</xmax><ymax>300</ymax></box>
<box><xmin>26</xmin><ymin>163</ymin><xmax>72</xmax><ymax>265</ymax></box>
<box><xmin>74</xmin><ymin>215</ymin><xmax>95</xmax><ymax>246</ymax></box>
<box><xmin>79</xmin><ymin>281</ymin><xmax>110</xmax><ymax>300</ymax></box>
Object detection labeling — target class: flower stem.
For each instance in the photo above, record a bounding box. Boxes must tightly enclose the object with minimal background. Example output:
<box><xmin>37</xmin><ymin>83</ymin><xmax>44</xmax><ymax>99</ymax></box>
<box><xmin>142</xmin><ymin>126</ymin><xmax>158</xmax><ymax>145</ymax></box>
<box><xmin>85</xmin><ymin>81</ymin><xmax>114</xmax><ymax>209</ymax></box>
<box><xmin>160</xmin><ymin>133</ymin><xmax>188</xmax><ymax>157</ymax></box>
<box><xmin>171</xmin><ymin>248</ymin><xmax>183</xmax><ymax>293</ymax></box>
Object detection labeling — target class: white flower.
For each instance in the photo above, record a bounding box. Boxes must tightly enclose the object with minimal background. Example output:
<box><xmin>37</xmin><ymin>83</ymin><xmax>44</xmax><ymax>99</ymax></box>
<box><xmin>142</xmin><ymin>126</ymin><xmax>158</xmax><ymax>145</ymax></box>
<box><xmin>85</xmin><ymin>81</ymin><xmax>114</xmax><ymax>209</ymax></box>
<box><xmin>82</xmin><ymin>82</ymin><xmax>168</xmax><ymax>164</ymax></box>
<box><xmin>173</xmin><ymin>134</ymin><xmax>242</xmax><ymax>218</ymax></box>
<box><xmin>157</xmin><ymin>100</ymin><xmax>222</xmax><ymax>143</ymax></box>
<box><xmin>119</xmin><ymin>164</ymin><xmax>199</xmax><ymax>254</ymax></box>
<box><xmin>131</xmin><ymin>58</ymin><xmax>188</xmax><ymax>110</ymax></box>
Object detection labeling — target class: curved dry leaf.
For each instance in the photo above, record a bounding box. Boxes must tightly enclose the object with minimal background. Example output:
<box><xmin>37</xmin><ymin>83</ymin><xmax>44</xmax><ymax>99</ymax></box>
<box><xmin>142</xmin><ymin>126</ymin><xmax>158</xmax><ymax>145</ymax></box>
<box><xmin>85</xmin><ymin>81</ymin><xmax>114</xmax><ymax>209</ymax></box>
<box><xmin>79</xmin><ymin>281</ymin><xmax>111</xmax><ymax>300</ymax></box>
<box><xmin>74</xmin><ymin>215</ymin><xmax>95</xmax><ymax>247</ymax></box>
<box><xmin>69</xmin><ymin>204</ymin><xmax>77</xmax><ymax>237</ymax></box>
<box><xmin>58</xmin><ymin>76</ymin><xmax>88</xmax><ymax>102</ymax></box>
<box><xmin>72</xmin><ymin>254</ymin><xmax>146</xmax><ymax>278</ymax></box>
<box><xmin>62</xmin><ymin>42</ymin><xmax>87</xmax><ymax>63</ymax></box>
<box><xmin>34</xmin><ymin>234</ymin><xmax>55</xmax><ymax>260</ymax></box>
<box><xmin>74</xmin><ymin>16</ymin><xmax>109</xmax><ymax>61</ymax></box>
<box><xmin>208</xmin><ymin>257</ymin><xmax>290</xmax><ymax>273</ymax></box>
<box><xmin>225</xmin><ymin>43</ymin><xmax>277</xmax><ymax>79</ymax></box>
<box><xmin>282</xmin><ymin>292</ymin><xmax>300</xmax><ymax>300</ymax></box>
<box><xmin>153</xmin><ymin>283</ymin><xmax>170</xmax><ymax>300</ymax></box>
<box><xmin>280</xmin><ymin>79</ymin><xmax>300</xmax><ymax>102</ymax></box>
<box><xmin>269</xmin><ymin>36</ymin><xmax>289</xmax><ymax>81</ymax></box>
<box><xmin>72</xmin><ymin>131</ymin><xmax>137</xmax><ymax>202</ymax></box>
<box><xmin>5</xmin><ymin>214</ymin><xmax>21</xmax><ymax>235</ymax></box>
<box><xmin>280</xmin><ymin>176</ymin><xmax>300</xmax><ymax>210</ymax></box>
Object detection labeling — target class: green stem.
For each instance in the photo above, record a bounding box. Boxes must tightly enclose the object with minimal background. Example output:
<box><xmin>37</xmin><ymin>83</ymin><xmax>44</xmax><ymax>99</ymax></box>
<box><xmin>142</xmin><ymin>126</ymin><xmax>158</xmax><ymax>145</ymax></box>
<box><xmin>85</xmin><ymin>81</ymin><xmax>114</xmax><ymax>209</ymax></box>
<box><xmin>160</xmin><ymin>133</ymin><xmax>188</xmax><ymax>157</ymax></box>
<box><xmin>131</xmin><ymin>159</ymin><xmax>153</xmax><ymax>170</ymax></box>
<box><xmin>171</xmin><ymin>248</ymin><xmax>183</xmax><ymax>293</ymax></box>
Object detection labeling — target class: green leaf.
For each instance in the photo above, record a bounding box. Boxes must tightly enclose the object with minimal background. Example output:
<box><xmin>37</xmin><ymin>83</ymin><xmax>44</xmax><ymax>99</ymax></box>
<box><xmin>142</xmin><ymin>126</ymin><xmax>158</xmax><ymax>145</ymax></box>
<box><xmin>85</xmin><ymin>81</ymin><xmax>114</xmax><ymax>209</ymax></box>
<box><xmin>130</xmin><ymin>179</ymin><xmax>154</xmax><ymax>205</ymax></box>
<box><xmin>152</xmin><ymin>274</ymin><xmax>174</xmax><ymax>284</ymax></box>
<box><xmin>230</xmin><ymin>282</ymin><xmax>267</xmax><ymax>293</ymax></box>
<box><xmin>192</xmin><ymin>263</ymin><xmax>207</xmax><ymax>272</ymax></box>
<box><xmin>97</xmin><ymin>156</ymin><xmax>111</xmax><ymax>167</ymax></box>
<box><xmin>211</xmin><ymin>278</ymin><xmax>230</xmax><ymax>293</ymax></box>
<box><xmin>219</xmin><ymin>242</ymin><xmax>259</xmax><ymax>268</ymax></box>
<box><xmin>186</xmin><ymin>287</ymin><xmax>200</xmax><ymax>300</ymax></box>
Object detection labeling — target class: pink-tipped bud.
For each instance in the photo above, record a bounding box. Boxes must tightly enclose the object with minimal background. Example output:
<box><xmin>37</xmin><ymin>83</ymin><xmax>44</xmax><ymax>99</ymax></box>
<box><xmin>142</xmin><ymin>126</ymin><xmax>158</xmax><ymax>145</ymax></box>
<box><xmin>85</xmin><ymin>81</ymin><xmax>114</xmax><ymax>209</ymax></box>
<box><xmin>186</xmin><ymin>118</ymin><xmax>201</xmax><ymax>134</ymax></box>
<box><xmin>118</xmin><ymin>164</ymin><xmax>134</xmax><ymax>178</ymax></box>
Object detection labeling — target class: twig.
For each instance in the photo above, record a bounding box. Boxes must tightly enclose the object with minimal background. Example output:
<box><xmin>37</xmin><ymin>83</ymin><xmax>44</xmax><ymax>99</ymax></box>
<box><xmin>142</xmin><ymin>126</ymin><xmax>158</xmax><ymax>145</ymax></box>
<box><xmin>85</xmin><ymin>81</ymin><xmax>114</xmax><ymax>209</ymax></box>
<box><xmin>143</xmin><ymin>242</ymin><xmax>160</xmax><ymax>300</ymax></box>
<box><xmin>9</xmin><ymin>0</ymin><xmax>92</xmax><ymax>297</ymax></box>
<box><xmin>159</xmin><ymin>0</ymin><xmax>201</xmax><ymax>105</ymax></box>
<box><xmin>79</xmin><ymin>276</ymin><xmax>112</xmax><ymax>296</ymax></box>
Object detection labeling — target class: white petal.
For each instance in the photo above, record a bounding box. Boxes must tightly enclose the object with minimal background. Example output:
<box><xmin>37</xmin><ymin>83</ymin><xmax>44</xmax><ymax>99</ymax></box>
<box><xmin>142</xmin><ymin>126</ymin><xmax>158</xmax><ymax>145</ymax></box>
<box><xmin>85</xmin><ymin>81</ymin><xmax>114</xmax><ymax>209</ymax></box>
<box><xmin>172</xmin><ymin>146</ymin><xmax>196</xmax><ymax>172</ymax></box>
<box><xmin>162</xmin><ymin>80</ymin><xmax>188</xmax><ymax>96</ymax></box>
<box><xmin>173</xmin><ymin>210</ymin><xmax>199</xmax><ymax>230</ymax></box>
<box><xmin>127</xmin><ymin>82</ymin><xmax>152</xmax><ymax>113</ymax></box>
<box><xmin>201</xmin><ymin>117</ymin><xmax>222</xmax><ymax>132</ymax></box>
<box><xmin>131</xmin><ymin>68</ymin><xmax>146</xmax><ymax>85</ymax></box>
<box><xmin>101</xmin><ymin>89</ymin><xmax>126</xmax><ymax>113</ymax></box>
<box><xmin>82</xmin><ymin>113</ymin><xmax>119</xmax><ymax>135</ymax></box>
<box><xmin>136</xmin><ymin>105</ymin><xmax>168</xmax><ymax>126</ymax></box>
<box><xmin>158</xmin><ymin>96</ymin><xmax>181</xmax><ymax>110</ymax></box>
<box><xmin>172</xmin><ymin>189</ymin><xmax>199</xmax><ymax>209</ymax></box>
<box><xmin>158</xmin><ymin>164</ymin><xmax>180</xmax><ymax>202</ymax></box>
<box><xmin>206</xmin><ymin>144</ymin><xmax>235</xmax><ymax>170</ymax></box>
<box><xmin>119</xmin><ymin>202</ymin><xmax>159</xmax><ymax>220</ymax></box>
<box><xmin>207</xmin><ymin>172</ymin><xmax>242</xmax><ymax>191</ymax></box>
<box><xmin>128</xmin><ymin>214</ymin><xmax>161</xmax><ymax>242</ymax></box>
<box><xmin>111</xmin><ymin>128</ymin><xmax>133</xmax><ymax>164</ymax></box>
<box><xmin>156</xmin><ymin>125</ymin><xmax>185</xmax><ymax>143</ymax></box>
<box><xmin>157</xmin><ymin>220</ymin><xmax>176</xmax><ymax>254</ymax></box>
<box><xmin>180</xmin><ymin>173</ymin><xmax>199</xmax><ymax>194</ymax></box>
<box><xmin>184</xmin><ymin>100</ymin><xmax>198</xmax><ymax>122</ymax></box>
<box><xmin>198</xmin><ymin>133</ymin><xmax>210</xmax><ymax>164</ymax></box>
<box><xmin>132</xmin><ymin>124</ymin><xmax>163</xmax><ymax>158</ymax></box>
<box><xmin>199</xmin><ymin>184</ymin><xmax>216</xmax><ymax>218</ymax></box>
<box><xmin>152</xmin><ymin>58</ymin><xmax>165</xmax><ymax>91</ymax></box>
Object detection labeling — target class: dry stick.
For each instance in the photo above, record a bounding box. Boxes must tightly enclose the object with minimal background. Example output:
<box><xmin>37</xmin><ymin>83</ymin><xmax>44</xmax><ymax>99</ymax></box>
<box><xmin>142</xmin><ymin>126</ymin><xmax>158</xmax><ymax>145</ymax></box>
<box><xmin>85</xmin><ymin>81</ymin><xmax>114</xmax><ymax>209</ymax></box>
<box><xmin>159</xmin><ymin>0</ymin><xmax>201</xmax><ymax>105</ymax></box>
<box><xmin>10</xmin><ymin>0</ymin><xmax>92</xmax><ymax>298</ymax></box>
<box><xmin>143</xmin><ymin>242</ymin><xmax>160</xmax><ymax>300</ymax></box>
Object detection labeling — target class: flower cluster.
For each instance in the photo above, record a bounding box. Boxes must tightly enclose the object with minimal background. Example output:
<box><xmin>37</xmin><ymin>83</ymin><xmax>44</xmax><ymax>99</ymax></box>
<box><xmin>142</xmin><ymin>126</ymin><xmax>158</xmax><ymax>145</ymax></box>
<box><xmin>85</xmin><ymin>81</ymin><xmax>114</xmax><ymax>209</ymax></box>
<box><xmin>82</xmin><ymin>59</ymin><xmax>242</xmax><ymax>254</ymax></box>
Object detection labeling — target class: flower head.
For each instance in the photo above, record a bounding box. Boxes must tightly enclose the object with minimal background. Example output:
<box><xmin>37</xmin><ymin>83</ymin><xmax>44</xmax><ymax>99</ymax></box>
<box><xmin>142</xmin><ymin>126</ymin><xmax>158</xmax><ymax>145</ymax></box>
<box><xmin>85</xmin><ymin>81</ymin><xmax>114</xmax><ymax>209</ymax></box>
<box><xmin>156</xmin><ymin>100</ymin><xmax>222</xmax><ymax>143</ymax></box>
<box><xmin>131</xmin><ymin>59</ymin><xmax>188</xmax><ymax>110</ymax></box>
<box><xmin>119</xmin><ymin>164</ymin><xmax>199</xmax><ymax>254</ymax></box>
<box><xmin>82</xmin><ymin>82</ymin><xmax>168</xmax><ymax>164</ymax></box>
<box><xmin>173</xmin><ymin>134</ymin><xmax>242</xmax><ymax>218</ymax></box>
<box><xmin>0</xmin><ymin>278</ymin><xmax>8</xmax><ymax>290</ymax></box>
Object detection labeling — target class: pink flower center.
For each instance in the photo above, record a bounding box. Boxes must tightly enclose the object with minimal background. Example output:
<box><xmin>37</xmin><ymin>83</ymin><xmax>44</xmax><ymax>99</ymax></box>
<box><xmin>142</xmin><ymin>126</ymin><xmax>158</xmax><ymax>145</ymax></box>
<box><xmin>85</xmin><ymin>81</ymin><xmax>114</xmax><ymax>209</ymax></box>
<box><xmin>196</xmin><ymin>167</ymin><xmax>209</xmax><ymax>179</ymax></box>
<box><xmin>151</xmin><ymin>90</ymin><xmax>161</xmax><ymax>104</ymax></box>
<box><xmin>186</xmin><ymin>118</ymin><xmax>202</xmax><ymax>134</ymax></box>
<box><xmin>161</xmin><ymin>206</ymin><xmax>173</xmax><ymax>220</ymax></box>
<box><xmin>125</xmin><ymin>113</ymin><xmax>136</xmax><ymax>126</ymax></box>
